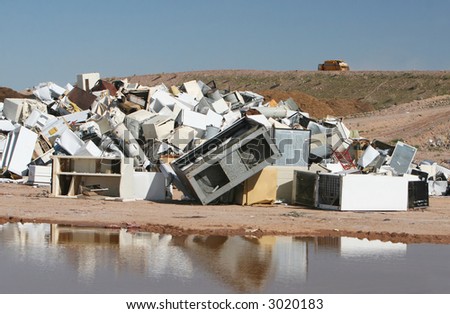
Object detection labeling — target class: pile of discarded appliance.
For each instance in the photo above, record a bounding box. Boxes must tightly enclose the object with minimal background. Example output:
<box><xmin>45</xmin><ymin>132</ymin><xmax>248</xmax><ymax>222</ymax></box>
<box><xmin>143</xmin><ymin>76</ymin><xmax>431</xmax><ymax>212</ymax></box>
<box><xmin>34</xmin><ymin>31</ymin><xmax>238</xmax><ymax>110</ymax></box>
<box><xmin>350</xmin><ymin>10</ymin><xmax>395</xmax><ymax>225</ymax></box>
<box><xmin>0</xmin><ymin>72</ymin><xmax>449</xmax><ymax>211</ymax></box>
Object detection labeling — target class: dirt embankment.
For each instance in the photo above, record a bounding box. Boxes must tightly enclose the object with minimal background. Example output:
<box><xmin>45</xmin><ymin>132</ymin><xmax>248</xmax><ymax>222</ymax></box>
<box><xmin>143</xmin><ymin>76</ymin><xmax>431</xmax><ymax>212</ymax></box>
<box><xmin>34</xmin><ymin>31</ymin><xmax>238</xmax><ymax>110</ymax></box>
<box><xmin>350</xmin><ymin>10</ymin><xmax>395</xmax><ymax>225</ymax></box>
<box><xmin>0</xmin><ymin>87</ymin><xmax>29</xmax><ymax>102</ymax></box>
<box><xmin>258</xmin><ymin>89</ymin><xmax>375</xmax><ymax>118</ymax></box>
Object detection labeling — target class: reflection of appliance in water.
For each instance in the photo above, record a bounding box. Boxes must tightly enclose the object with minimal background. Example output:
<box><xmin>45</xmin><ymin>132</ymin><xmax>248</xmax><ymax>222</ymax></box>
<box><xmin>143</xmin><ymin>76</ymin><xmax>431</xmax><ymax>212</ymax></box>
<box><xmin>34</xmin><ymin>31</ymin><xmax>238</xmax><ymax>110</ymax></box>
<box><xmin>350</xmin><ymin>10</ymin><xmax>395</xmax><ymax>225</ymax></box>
<box><xmin>309</xmin><ymin>236</ymin><xmax>407</xmax><ymax>259</ymax></box>
<box><xmin>178</xmin><ymin>235</ymin><xmax>308</xmax><ymax>293</ymax></box>
<box><xmin>340</xmin><ymin>237</ymin><xmax>407</xmax><ymax>259</ymax></box>
<box><xmin>49</xmin><ymin>225</ymin><xmax>194</xmax><ymax>282</ymax></box>
<box><xmin>50</xmin><ymin>224</ymin><xmax>120</xmax><ymax>245</ymax></box>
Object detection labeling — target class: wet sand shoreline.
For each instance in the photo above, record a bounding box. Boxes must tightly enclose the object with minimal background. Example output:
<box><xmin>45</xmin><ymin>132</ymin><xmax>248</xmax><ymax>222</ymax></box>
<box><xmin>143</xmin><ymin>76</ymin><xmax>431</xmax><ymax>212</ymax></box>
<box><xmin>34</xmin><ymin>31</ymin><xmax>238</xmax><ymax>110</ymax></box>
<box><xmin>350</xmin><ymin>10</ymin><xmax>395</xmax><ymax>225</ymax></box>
<box><xmin>1</xmin><ymin>183</ymin><xmax>449</xmax><ymax>244</ymax></box>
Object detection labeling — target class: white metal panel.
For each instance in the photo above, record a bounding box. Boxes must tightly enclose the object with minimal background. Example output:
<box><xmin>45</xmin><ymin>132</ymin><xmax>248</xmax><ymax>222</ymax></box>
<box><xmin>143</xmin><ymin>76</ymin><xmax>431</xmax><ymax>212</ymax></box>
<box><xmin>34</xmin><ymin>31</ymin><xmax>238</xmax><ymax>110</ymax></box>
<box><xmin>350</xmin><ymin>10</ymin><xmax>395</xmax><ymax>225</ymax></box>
<box><xmin>74</xmin><ymin>140</ymin><xmax>102</xmax><ymax>157</ymax></box>
<box><xmin>178</xmin><ymin>110</ymin><xmax>207</xmax><ymax>130</ymax></box>
<box><xmin>132</xmin><ymin>172</ymin><xmax>166</xmax><ymax>201</ymax></box>
<box><xmin>247</xmin><ymin>114</ymin><xmax>271</xmax><ymax>128</ymax></box>
<box><xmin>3</xmin><ymin>98</ymin><xmax>24</xmax><ymax>123</ymax></box>
<box><xmin>151</xmin><ymin>90</ymin><xmax>191</xmax><ymax>112</ymax></box>
<box><xmin>55</xmin><ymin>129</ymin><xmax>84</xmax><ymax>155</ymax></box>
<box><xmin>142</xmin><ymin>116</ymin><xmax>174</xmax><ymax>141</ymax></box>
<box><xmin>0</xmin><ymin>120</ymin><xmax>15</xmax><ymax>132</ymax></box>
<box><xmin>76</xmin><ymin>73</ymin><xmax>100</xmax><ymax>91</ymax></box>
<box><xmin>211</xmin><ymin>98</ymin><xmax>229</xmax><ymax>114</ymax></box>
<box><xmin>61</xmin><ymin>110</ymin><xmax>90</xmax><ymax>124</ymax></box>
<box><xmin>40</xmin><ymin>118</ymin><xmax>69</xmax><ymax>144</ymax></box>
<box><xmin>357</xmin><ymin>145</ymin><xmax>380</xmax><ymax>168</ymax></box>
<box><xmin>222</xmin><ymin>110</ymin><xmax>241</xmax><ymax>129</ymax></box>
<box><xmin>125</xmin><ymin>110</ymin><xmax>156</xmax><ymax>123</ymax></box>
<box><xmin>205</xmin><ymin>109</ymin><xmax>223</xmax><ymax>128</ymax></box>
<box><xmin>341</xmin><ymin>175</ymin><xmax>408</xmax><ymax>211</ymax></box>
<box><xmin>273</xmin><ymin>129</ymin><xmax>310</xmax><ymax>167</ymax></box>
<box><xmin>177</xmin><ymin>92</ymin><xmax>198</xmax><ymax>110</ymax></box>
<box><xmin>182</xmin><ymin>80</ymin><xmax>203</xmax><ymax>100</ymax></box>
<box><xmin>49</xmin><ymin>82</ymin><xmax>66</xmax><ymax>96</ymax></box>
<box><xmin>2</xmin><ymin>126</ymin><xmax>38</xmax><ymax>176</ymax></box>
<box><xmin>28</xmin><ymin>165</ymin><xmax>52</xmax><ymax>185</ymax></box>
<box><xmin>0</xmin><ymin>128</ymin><xmax>16</xmax><ymax>169</ymax></box>
<box><xmin>24</xmin><ymin>109</ymin><xmax>56</xmax><ymax>131</ymax></box>
<box><xmin>32</xmin><ymin>85</ymin><xmax>53</xmax><ymax>104</ymax></box>
<box><xmin>167</xmin><ymin>126</ymin><xmax>199</xmax><ymax>151</ymax></box>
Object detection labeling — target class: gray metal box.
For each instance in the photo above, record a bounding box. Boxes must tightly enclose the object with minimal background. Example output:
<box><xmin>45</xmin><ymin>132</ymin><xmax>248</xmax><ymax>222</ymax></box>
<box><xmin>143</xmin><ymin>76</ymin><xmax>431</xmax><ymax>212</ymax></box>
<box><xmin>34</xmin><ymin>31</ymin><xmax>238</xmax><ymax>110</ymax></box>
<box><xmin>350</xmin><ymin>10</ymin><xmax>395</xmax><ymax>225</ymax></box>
<box><xmin>272</xmin><ymin>128</ymin><xmax>310</xmax><ymax>167</ymax></box>
<box><xmin>171</xmin><ymin>118</ymin><xmax>281</xmax><ymax>205</ymax></box>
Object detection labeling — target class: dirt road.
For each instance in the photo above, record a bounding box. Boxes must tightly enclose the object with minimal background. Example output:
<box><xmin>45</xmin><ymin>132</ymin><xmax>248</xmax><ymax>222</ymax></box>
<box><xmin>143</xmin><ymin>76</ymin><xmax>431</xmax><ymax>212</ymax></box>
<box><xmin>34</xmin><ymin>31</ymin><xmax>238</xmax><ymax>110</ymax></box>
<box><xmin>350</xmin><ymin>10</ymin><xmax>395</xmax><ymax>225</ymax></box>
<box><xmin>1</xmin><ymin>183</ymin><xmax>449</xmax><ymax>244</ymax></box>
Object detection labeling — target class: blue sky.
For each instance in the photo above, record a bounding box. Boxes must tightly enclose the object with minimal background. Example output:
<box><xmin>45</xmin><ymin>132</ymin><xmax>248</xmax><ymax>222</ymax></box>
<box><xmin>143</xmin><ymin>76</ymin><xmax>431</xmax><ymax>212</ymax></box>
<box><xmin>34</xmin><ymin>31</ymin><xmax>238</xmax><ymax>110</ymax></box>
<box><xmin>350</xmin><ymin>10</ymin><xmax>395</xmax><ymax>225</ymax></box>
<box><xmin>1</xmin><ymin>0</ymin><xmax>450</xmax><ymax>90</ymax></box>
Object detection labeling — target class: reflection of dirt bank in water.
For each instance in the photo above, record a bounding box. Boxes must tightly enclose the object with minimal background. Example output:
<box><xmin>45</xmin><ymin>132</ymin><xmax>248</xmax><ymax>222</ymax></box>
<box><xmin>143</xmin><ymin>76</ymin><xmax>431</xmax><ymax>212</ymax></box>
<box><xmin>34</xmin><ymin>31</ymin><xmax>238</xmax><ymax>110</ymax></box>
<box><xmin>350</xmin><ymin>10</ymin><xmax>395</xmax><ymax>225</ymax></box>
<box><xmin>132</xmin><ymin>225</ymin><xmax>450</xmax><ymax>245</ymax></box>
<box><xmin>1</xmin><ymin>184</ymin><xmax>450</xmax><ymax>245</ymax></box>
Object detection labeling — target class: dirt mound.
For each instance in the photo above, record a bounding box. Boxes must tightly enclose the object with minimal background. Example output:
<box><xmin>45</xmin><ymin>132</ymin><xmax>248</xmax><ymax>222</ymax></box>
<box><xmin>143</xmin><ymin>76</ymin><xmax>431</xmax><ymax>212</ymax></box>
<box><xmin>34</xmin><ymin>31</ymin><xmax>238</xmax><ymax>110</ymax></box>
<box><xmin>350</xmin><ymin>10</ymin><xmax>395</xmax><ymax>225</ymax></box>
<box><xmin>0</xmin><ymin>87</ymin><xmax>29</xmax><ymax>102</ymax></box>
<box><xmin>256</xmin><ymin>89</ymin><xmax>334</xmax><ymax>118</ymax></box>
<box><xmin>325</xmin><ymin>99</ymin><xmax>375</xmax><ymax>117</ymax></box>
<box><xmin>256</xmin><ymin>89</ymin><xmax>375</xmax><ymax>118</ymax></box>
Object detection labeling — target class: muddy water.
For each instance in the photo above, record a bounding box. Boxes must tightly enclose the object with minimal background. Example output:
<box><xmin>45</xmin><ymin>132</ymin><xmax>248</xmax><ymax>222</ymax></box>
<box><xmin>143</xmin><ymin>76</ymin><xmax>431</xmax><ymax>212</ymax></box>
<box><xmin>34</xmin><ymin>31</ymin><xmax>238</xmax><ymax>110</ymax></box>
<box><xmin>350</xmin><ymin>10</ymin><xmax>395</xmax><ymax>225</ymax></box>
<box><xmin>1</xmin><ymin>223</ymin><xmax>449</xmax><ymax>293</ymax></box>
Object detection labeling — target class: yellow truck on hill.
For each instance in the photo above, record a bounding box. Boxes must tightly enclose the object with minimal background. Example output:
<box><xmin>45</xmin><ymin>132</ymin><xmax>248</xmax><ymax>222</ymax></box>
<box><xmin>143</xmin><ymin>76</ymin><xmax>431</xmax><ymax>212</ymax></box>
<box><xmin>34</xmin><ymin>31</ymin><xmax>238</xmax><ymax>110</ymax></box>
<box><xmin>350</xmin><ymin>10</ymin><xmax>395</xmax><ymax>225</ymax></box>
<box><xmin>318</xmin><ymin>60</ymin><xmax>350</xmax><ymax>71</ymax></box>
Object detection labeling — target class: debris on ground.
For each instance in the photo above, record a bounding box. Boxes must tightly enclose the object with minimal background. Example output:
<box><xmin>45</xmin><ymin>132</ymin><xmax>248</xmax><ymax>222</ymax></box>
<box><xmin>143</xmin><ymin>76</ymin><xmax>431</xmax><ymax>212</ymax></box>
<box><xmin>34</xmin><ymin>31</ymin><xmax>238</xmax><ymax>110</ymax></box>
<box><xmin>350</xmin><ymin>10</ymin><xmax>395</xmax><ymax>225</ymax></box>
<box><xmin>0</xmin><ymin>73</ymin><xmax>448</xmax><ymax>209</ymax></box>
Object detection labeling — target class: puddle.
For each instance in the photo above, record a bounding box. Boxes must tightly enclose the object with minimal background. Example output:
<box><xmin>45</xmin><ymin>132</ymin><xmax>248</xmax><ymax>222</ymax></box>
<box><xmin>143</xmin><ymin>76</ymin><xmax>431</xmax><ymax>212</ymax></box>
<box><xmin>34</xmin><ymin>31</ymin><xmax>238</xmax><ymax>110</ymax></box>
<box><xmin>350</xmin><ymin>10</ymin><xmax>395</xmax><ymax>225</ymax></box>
<box><xmin>1</xmin><ymin>223</ymin><xmax>449</xmax><ymax>293</ymax></box>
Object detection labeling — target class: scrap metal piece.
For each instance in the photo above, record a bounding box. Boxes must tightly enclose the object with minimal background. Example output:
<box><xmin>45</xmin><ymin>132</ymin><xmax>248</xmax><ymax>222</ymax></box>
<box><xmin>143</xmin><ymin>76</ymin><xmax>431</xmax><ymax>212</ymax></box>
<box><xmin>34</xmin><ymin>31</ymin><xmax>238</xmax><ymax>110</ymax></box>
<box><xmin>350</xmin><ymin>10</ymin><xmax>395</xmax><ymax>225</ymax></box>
<box><xmin>272</xmin><ymin>128</ymin><xmax>310</xmax><ymax>167</ymax></box>
<box><xmin>357</xmin><ymin>145</ymin><xmax>380</xmax><ymax>168</ymax></box>
<box><xmin>66</xmin><ymin>86</ymin><xmax>97</xmax><ymax>110</ymax></box>
<box><xmin>292</xmin><ymin>170</ymin><xmax>319</xmax><ymax>207</ymax></box>
<box><xmin>90</xmin><ymin>79</ymin><xmax>118</xmax><ymax>96</ymax></box>
<box><xmin>142</xmin><ymin>115</ymin><xmax>174</xmax><ymax>141</ymax></box>
<box><xmin>124</xmin><ymin>109</ymin><xmax>157</xmax><ymax>139</ymax></box>
<box><xmin>55</xmin><ymin>128</ymin><xmax>84</xmax><ymax>155</ymax></box>
<box><xmin>27</xmin><ymin>165</ymin><xmax>52</xmax><ymax>186</ymax></box>
<box><xmin>77</xmin><ymin>73</ymin><xmax>100</xmax><ymax>91</ymax></box>
<box><xmin>408</xmin><ymin>180</ymin><xmax>429</xmax><ymax>208</ymax></box>
<box><xmin>24</xmin><ymin>109</ymin><xmax>56</xmax><ymax>131</ymax></box>
<box><xmin>316</xmin><ymin>173</ymin><xmax>409</xmax><ymax>211</ymax></box>
<box><xmin>0</xmin><ymin>126</ymin><xmax>38</xmax><ymax>176</ymax></box>
<box><xmin>3</xmin><ymin>98</ymin><xmax>47</xmax><ymax>124</ymax></box>
<box><xmin>112</xmin><ymin>123</ymin><xmax>148</xmax><ymax>166</ymax></box>
<box><xmin>389</xmin><ymin>141</ymin><xmax>417</xmax><ymax>175</ymax></box>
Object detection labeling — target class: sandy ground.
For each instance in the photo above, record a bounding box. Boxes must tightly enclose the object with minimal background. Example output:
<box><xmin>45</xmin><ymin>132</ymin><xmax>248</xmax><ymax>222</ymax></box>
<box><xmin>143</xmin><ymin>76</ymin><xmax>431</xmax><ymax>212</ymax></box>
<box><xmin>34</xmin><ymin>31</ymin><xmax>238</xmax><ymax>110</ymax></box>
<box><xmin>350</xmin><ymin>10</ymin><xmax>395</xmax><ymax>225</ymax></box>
<box><xmin>0</xmin><ymin>183</ymin><xmax>449</xmax><ymax>244</ymax></box>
